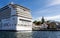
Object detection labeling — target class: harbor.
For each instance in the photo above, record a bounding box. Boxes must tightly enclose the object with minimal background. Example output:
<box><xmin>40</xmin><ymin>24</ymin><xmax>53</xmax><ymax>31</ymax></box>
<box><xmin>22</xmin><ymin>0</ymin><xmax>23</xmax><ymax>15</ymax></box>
<box><xmin>0</xmin><ymin>0</ymin><xmax>60</xmax><ymax>38</ymax></box>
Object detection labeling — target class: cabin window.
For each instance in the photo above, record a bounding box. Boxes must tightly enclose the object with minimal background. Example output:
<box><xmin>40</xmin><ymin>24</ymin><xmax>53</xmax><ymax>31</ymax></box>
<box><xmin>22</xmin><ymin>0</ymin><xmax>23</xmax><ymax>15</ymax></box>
<box><xmin>19</xmin><ymin>19</ymin><xmax>31</xmax><ymax>22</ymax></box>
<box><xmin>15</xmin><ymin>24</ymin><xmax>16</xmax><ymax>25</ymax></box>
<box><xmin>23</xmin><ymin>9</ymin><xmax>26</xmax><ymax>11</ymax></box>
<box><xmin>4</xmin><ymin>23</ymin><xmax>10</xmax><ymax>27</ymax></box>
<box><xmin>12</xmin><ymin>18</ymin><xmax>15</xmax><ymax>20</ymax></box>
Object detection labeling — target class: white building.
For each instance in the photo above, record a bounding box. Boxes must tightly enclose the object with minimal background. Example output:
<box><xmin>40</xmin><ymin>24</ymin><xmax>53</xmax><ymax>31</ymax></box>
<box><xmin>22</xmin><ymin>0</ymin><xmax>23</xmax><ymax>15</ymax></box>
<box><xmin>33</xmin><ymin>23</ymin><xmax>48</xmax><ymax>30</ymax></box>
<box><xmin>0</xmin><ymin>2</ymin><xmax>32</xmax><ymax>31</ymax></box>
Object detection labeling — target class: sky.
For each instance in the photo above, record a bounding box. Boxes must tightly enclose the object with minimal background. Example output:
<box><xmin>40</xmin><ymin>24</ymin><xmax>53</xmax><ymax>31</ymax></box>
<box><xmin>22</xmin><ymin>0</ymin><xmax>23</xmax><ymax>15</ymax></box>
<box><xmin>0</xmin><ymin>0</ymin><xmax>60</xmax><ymax>21</ymax></box>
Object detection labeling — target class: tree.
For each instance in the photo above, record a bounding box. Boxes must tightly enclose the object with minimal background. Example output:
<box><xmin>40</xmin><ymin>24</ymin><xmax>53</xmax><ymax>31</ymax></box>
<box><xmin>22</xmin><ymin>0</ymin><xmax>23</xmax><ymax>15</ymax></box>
<box><xmin>51</xmin><ymin>22</ymin><xmax>56</xmax><ymax>29</ymax></box>
<box><xmin>47</xmin><ymin>22</ymin><xmax>56</xmax><ymax>29</ymax></box>
<box><xmin>46</xmin><ymin>20</ymin><xmax>50</xmax><ymax>29</ymax></box>
<box><xmin>41</xmin><ymin>16</ymin><xmax>45</xmax><ymax>24</ymax></box>
<box><xmin>33</xmin><ymin>20</ymin><xmax>37</xmax><ymax>25</ymax></box>
<box><xmin>33</xmin><ymin>20</ymin><xmax>41</xmax><ymax>25</ymax></box>
<box><xmin>36</xmin><ymin>21</ymin><xmax>41</xmax><ymax>25</ymax></box>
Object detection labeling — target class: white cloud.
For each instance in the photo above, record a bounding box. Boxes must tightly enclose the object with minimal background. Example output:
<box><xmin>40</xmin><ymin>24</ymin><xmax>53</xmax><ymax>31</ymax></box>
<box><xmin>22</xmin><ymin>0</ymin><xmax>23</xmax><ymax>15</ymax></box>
<box><xmin>47</xmin><ymin>0</ymin><xmax>60</xmax><ymax>7</ymax></box>
<box><xmin>33</xmin><ymin>0</ymin><xmax>60</xmax><ymax>22</ymax></box>
<box><xmin>45</xmin><ymin>15</ymin><xmax>60</xmax><ymax>20</ymax></box>
<box><xmin>37</xmin><ymin>15</ymin><xmax>60</xmax><ymax>21</ymax></box>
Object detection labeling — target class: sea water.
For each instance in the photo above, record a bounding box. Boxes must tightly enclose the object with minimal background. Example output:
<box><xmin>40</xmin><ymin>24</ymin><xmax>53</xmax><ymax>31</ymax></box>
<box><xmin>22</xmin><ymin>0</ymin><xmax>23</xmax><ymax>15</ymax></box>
<box><xmin>0</xmin><ymin>31</ymin><xmax>60</xmax><ymax>38</ymax></box>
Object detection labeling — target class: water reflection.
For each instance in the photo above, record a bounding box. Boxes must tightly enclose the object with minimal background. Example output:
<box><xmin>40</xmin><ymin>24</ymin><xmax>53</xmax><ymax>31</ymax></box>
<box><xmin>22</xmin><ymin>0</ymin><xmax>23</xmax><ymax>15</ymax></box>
<box><xmin>32</xmin><ymin>31</ymin><xmax>60</xmax><ymax>38</ymax></box>
<box><xmin>0</xmin><ymin>31</ymin><xmax>17</xmax><ymax>38</ymax></box>
<box><xmin>1</xmin><ymin>31</ymin><xmax>60</xmax><ymax>38</ymax></box>
<box><xmin>0</xmin><ymin>31</ymin><xmax>32</xmax><ymax>38</ymax></box>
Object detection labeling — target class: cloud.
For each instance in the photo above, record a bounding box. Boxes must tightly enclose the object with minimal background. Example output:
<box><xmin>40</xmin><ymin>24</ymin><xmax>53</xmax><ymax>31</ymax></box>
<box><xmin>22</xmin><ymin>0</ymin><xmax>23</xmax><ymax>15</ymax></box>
<box><xmin>38</xmin><ymin>15</ymin><xmax>60</xmax><ymax>21</ymax></box>
<box><xmin>47</xmin><ymin>0</ymin><xmax>60</xmax><ymax>7</ymax></box>
<box><xmin>34</xmin><ymin>5</ymin><xmax>60</xmax><ymax>17</ymax></box>
<box><xmin>33</xmin><ymin>0</ymin><xmax>60</xmax><ymax>22</ymax></box>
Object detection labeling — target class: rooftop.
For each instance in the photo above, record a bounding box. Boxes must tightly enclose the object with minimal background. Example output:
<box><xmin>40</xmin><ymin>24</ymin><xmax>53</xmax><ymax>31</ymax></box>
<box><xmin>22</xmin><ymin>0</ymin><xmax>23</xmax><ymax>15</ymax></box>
<box><xmin>0</xmin><ymin>2</ymin><xmax>30</xmax><ymax>12</ymax></box>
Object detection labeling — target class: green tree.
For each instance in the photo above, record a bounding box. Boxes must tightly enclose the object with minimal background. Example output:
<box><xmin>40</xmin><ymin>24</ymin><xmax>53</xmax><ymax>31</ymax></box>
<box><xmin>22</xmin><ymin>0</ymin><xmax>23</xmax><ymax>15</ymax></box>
<box><xmin>36</xmin><ymin>21</ymin><xmax>41</xmax><ymax>25</ymax></box>
<box><xmin>47</xmin><ymin>22</ymin><xmax>56</xmax><ymax>29</ymax></box>
<box><xmin>33</xmin><ymin>20</ymin><xmax>37</xmax><ymax>25</ymax></box>
<box><xmin>33</xmin><ymin>20</ymin><xmax>41</xmax><ymax>25</ymax></box>
<box><xmin>41</xmin><ymin>16</ymin><xmax>45</xmax><ymax>24</ymax></box>
<box><xmin>51</xmin><ymin>22</ymin><xmax>56</xmax><ymax>29</ymax></box>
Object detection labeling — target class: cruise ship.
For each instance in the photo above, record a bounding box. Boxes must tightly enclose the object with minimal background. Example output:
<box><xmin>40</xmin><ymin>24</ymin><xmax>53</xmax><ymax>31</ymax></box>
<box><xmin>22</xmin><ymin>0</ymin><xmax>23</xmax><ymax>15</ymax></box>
<box><xmin>0</xmin><ymin>2</ymin><xmax>32</xmax><ymax>32</ymax></box>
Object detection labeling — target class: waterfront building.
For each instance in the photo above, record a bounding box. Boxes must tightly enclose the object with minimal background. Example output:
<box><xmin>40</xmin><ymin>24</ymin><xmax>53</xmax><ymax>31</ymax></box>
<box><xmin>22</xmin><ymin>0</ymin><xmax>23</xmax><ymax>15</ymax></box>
<box><xmin>0</xmin><ymin>2</ymin><xmax>32</xmax><ymax>31</ymax></box>
<box><xmin>32</xmin><ymin>23</ymin><xmax>48</xmax><ymax>30</ymax></box>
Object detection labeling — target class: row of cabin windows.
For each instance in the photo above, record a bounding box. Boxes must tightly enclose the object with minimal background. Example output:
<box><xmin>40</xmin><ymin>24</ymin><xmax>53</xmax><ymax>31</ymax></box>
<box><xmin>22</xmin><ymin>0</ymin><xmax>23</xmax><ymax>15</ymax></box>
<box><xmin>22</xmin><ymin>21</ymin><xmax>30</xmax><ymax>24</ymax></box>
<box><xmin>19</xmin><ymin>19</ymin><xmax>31</xmax><ymax>22</ymax></box>
<box><xmin>4</xmin><ymin>23</ymin><xmax>16</xmax><ymax>26</ymax></box>
<box><xmin>19</xmin><ymin>19</ymin><xmax>31</xmax><ymax>26</ymax></box>
<box><xmin>0</xmin><ymin>22</ymin><xmax>30</xmax><ymax>27</ymax></box>
<box><xmin>0</xmin><ymin>23</ymin><xmax>16</xmax><ymax>28</ymax></box>
<box><xmin>0</xmin><ymin>17</ymin><xmax>31</xmax><ymax>26</ymax></box>
<box><xmin>18</xmin><ymin>24</ymin><xmax>31</xmax><ymax>26</ymax></box>
<box><xmin>16</xmin><ymin>8</ymin><xmax>27</xmax><ymax>11</ymax></box>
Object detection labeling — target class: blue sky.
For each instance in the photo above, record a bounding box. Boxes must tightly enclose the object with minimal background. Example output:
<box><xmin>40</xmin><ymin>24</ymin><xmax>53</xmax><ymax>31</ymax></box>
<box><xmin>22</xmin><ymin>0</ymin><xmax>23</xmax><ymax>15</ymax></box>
<box><xmin>0</xmin><ymin>0</ymin><xmax>60</xmax><ymax>21</ymax></box>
